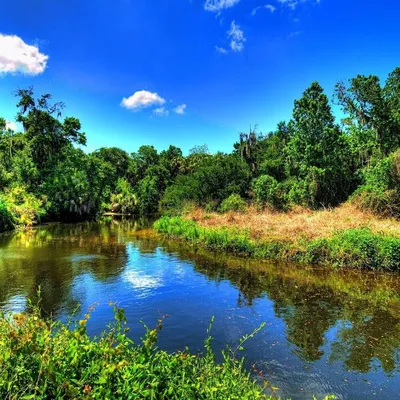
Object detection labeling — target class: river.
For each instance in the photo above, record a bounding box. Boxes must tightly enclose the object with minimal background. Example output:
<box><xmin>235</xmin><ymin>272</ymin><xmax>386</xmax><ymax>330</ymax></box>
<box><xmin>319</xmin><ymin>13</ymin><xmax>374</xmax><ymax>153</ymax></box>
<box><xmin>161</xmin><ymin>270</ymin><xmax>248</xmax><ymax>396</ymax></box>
<box><xmin>1</xmin><ymin>220</ymin><xmax>399</xmax><ymax>399</ymax></box>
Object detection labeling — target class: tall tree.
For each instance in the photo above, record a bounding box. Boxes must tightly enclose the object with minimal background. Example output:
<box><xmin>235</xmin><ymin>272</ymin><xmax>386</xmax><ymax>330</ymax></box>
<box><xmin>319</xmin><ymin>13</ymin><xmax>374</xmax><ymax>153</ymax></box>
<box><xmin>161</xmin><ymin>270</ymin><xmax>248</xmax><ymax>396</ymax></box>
<box><xmin>286</xmin><ymin>82</ymin><xmax>352</xmax><ymax>205</ymax></box>
<box><xmin>15</xmin><ymin>88</ymin><xmax>86</xmax><ymax>174</ymax></box>
<box><xmin>335</xmin><ymin>69</ymin><xmax>400</xmax><ymax>154</ymax></box>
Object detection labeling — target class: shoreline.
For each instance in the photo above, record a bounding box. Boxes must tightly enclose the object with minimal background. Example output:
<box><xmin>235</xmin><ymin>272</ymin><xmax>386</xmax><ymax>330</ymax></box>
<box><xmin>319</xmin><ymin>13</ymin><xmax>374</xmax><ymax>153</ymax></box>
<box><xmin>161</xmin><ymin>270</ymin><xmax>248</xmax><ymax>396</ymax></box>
<box><xmin>154</xmin><ymin>211</ymin><xmax>400</xmax><ymax>271</ymax></box>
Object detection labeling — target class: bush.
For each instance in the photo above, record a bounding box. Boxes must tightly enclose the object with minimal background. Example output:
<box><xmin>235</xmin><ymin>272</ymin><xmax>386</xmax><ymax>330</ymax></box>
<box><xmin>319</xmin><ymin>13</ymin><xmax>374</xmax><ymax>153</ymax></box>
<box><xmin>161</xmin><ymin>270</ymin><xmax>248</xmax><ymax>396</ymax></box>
<box><xmin>351</xmin><ymin>151</ymin><xmax>400</xmax><ymax>217</ymax></box>
<box><xmin>219</xmin><ymin>194</ymin><xmax>247</xmax><ymax>213</ymax></box>
<box><xmin>304</xmin><ymin>228</ymin><xmax>400</xmax><ymax>270</ymax></box>
<box><xmin>108</xmin><ymin>178</ymin><xmax>137</xmax><ymax>214</ymax></box>
<box><xmin>0</xmin><ymin>186</ymin><xmax>45</xmax><ymax>228</ymax></box>
<box><xmin>0</xmin><ymin>299</ymin><xmax>276</xmax><ymax>399</ymax></box>
<box><xmin>252</xmin><ymin>175</ymin><xmax>278</xmax><ymax>206</ymax></box>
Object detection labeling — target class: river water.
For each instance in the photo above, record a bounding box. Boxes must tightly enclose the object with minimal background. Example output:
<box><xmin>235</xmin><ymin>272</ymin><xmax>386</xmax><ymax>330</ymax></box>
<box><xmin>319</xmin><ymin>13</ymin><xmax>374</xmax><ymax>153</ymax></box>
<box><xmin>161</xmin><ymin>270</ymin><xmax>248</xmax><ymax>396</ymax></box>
<box><xmin>1</xmin><ymin>220</ymin><xmax>400</xmax><ymax>399</ymax></box>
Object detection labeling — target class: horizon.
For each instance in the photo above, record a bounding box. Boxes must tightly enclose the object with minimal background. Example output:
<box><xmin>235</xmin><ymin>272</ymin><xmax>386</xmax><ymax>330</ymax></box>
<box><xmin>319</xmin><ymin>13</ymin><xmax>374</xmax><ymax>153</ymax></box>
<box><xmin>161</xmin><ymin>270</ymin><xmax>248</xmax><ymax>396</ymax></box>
<box><xmin>1</xmin><ymin>0</ymin><xmax>400</xmax><ymax>155</ymax></box>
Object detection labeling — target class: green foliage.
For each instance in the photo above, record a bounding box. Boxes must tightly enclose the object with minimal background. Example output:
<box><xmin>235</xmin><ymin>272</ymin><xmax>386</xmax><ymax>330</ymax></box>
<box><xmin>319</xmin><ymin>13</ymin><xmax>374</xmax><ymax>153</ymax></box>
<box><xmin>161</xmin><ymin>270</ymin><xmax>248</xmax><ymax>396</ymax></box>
<box><xmin>109</xmin><ymin>178</ymin><xmax>138</xmax><ymax>214</ymax></box>
<box><xmin>0</xmin><ymin>186</ymin><xmax>45</xmax><ymax>228</ymax></box>
<box><xmin>137</xmin><ymin>175</ymin><xmax>162</xmax><ymax>216</ymax></box>
<box><xmin>160</xmin><ymin>175</ymin><xmax>199</xmax><ymax>215</ymax></box>
<box><xmin>160</xmin><ymin>154</ymin><xmax>251</xmax><ymax>214</ymax></box>
<box><xmin>335</xmin><ymin>70</ymin><xmax>400</xmax><ymax>155</ymax></box>
<box><xmin>4</xmin><ymin>67</ymin><xmax>400</xmax><ymax>228</ymax></box>
<box><xmin>352</xmin><ymin>150</ymin><xmax>400</xmax><ymax>216</ymax></box>
<box><xmin>252</xmin><ymin>175</ymin><xmax>279</xmax><ymax>206</ymax></box>
<box><xmin>219</xmin><ymin>194</ymin><xmax>247</xmax><ymax>213</ymax></box>
<box><xmin>0</xmin><ymin>198</ymin><xmax>14</xmax><ymax>232</ymax></box>
<box><xmin>305</xmin><ymin>228</ymin><xmax>400</xmax><ymax>270</ymax></box>
<box><xmin>285</xmin><ymin>82</ymin><xmax>353</xmax><ymax>207</ymax></box>
<box><xmin>0</xmin><ymin>301</ymin><xmax>278</xmax><ymax>399</ymax></box>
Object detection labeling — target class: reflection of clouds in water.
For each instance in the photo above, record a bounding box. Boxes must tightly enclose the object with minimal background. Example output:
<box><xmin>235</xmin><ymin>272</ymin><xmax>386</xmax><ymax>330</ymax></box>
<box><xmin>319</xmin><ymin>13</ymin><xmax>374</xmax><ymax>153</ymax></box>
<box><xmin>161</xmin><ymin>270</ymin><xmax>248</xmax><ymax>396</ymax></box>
<box><xmin>123</xmin><ymin>270</ymin><xmax>162</xmax><ymax>290</ymax></box>
<box><xmin>3</xmin><ymin>295</ymin><xmax>26</xmax><ymax>314</ymax></box>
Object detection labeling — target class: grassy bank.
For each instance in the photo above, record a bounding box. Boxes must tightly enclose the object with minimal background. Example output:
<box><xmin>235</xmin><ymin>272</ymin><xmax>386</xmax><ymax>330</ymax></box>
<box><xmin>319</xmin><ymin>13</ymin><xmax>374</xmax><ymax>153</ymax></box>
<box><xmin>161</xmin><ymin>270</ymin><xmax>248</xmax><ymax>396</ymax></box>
<box><xmin>154</xmin><ymin>205</ymin><xmax>400</xmax><ymax>270</ymax></box>
<box><xmin>0</xmin><ymin>301</ymin><xmax>278</xmax><ymax>400</ymax></box>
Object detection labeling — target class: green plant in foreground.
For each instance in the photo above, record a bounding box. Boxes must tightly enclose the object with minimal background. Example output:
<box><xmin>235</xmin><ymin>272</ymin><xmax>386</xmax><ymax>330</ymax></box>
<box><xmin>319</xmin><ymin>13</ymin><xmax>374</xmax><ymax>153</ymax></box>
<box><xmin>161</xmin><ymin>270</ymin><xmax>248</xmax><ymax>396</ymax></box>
<box><xmin>0</xmin><ymin>294</ymin><xmax>336</xmax><ymax>399</ymax></box>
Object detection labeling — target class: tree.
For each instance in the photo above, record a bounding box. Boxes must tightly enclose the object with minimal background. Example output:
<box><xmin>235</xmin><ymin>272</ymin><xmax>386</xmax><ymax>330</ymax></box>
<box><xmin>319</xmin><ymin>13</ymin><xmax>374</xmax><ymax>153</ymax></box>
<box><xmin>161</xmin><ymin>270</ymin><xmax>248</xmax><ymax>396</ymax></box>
<box><xmin>160</xmin><ymin>145</ymin><xmax>184</xmax><ymax>180</ymax></box>
<box><xmin>335</xmin><ymin>69</ymin><xmax>400</xmax><ymax>155</ymax></box>
<box><xmin>234</xmin><ymin>126</ymin><xmax>261</xmax><ymax>176</ymax></box>
<box><xmin>286</xmin><ymin>82</ymin><xmax>353</xmax><ymax>206</ymax></box>
<box><xmin>15</xmin><ymin>88</ymin><xmax>86</xmax><ymax>175</ymax></box>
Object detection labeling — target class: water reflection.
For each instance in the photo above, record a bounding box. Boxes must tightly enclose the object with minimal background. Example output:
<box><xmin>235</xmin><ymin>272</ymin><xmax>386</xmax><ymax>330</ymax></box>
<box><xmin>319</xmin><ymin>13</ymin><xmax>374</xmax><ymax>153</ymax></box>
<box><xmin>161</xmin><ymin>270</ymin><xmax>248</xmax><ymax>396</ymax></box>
<box><xmin>1</xmin><ymin>221</ymin><xmax>400</xmax><ymax>399</ymax></box>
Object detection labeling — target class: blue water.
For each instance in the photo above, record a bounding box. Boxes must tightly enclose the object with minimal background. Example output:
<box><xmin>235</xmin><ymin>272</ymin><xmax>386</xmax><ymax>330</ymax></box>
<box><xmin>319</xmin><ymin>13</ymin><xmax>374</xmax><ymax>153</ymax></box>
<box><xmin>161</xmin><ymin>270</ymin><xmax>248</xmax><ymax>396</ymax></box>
<box><xmin>0</xmin><ymin>221</ymin><xmax>399</xmax><ymax>399</ymax></box>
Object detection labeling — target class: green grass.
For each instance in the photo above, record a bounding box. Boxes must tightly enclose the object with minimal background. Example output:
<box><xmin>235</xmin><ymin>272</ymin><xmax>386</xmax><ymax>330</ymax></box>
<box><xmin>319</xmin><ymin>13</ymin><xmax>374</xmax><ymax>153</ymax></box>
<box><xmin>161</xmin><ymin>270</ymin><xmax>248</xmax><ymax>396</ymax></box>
<box><xmin>154</xmin><ymin>216</ymin><xmax>400</xmax><ymax>271</ymax></box>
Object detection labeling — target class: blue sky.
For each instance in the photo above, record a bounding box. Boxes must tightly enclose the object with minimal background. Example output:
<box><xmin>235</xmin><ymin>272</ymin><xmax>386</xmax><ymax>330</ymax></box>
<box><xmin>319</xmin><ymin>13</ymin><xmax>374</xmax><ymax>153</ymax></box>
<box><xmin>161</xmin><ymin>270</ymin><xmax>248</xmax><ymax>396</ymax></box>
<box><xmin>1</xmin><ymin>0</ymin><xmax>400</xmax><ymax>154</ymax></box>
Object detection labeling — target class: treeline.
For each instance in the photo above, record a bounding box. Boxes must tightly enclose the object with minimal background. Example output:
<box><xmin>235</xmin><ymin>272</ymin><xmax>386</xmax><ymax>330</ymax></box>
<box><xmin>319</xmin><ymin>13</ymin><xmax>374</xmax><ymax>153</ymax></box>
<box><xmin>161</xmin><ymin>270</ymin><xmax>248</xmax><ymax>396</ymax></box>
<box><xmin>1</xmin><ymin>67</ymin><xmax>400</xmax><ymax>232</ymax></box>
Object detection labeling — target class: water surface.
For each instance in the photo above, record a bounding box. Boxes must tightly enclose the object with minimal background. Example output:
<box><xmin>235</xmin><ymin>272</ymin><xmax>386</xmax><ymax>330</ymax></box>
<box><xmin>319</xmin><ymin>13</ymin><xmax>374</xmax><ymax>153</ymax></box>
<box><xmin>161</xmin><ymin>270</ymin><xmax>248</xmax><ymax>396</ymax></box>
<box><xmin>1</xmin><ymin>220</ymin><xmax>400</xmax><ymax>399</ymax></box>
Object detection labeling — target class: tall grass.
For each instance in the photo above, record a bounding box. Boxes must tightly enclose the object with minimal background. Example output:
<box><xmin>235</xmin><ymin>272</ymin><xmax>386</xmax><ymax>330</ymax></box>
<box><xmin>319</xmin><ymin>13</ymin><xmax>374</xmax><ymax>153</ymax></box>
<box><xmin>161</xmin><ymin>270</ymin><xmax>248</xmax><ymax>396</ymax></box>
<box><xmin>154</xmin><ymin>216</ymin><xmax>400</xmax><ymax>270</ymax></box>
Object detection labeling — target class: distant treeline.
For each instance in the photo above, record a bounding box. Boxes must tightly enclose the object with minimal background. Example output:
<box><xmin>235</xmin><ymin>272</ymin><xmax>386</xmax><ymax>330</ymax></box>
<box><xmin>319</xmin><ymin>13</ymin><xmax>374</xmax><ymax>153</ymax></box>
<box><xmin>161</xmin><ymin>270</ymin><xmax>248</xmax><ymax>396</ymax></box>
<box><xmin>1</xmin><ymin>67</ymin><xmax>400</xmax><ymax>231</ymax></box>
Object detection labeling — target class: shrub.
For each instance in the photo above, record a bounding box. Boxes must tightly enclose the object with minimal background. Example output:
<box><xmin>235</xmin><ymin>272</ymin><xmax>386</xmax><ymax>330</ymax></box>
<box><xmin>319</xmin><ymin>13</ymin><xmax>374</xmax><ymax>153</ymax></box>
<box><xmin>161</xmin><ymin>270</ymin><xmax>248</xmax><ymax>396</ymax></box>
<box><xmin>0</xmin><ymin>299</ymin><xmax>276</xmax><ymax>399</ymax></box>
<box><xmin>108</xmin><ymin>178</ymin><xmax>137</xmax><ymax>214</ymax></box>
<box><xmin>252</xmin><ymin>175</ymin><xmax>278</xmax><ymax>206</ymax></box>
<box><xmin>351</xmin><ymin>151</ymin><xmax>400</xmax><ymax>217</ymax></box>
<box><xmin>219</xmin><ymin>194</ymin><xmax>247</xmax><ymax>213</ymax></box>
<box><xmin>0</xmin><ymin>186</ymin><xmax>45</xmax><ymax>228</ymax></box>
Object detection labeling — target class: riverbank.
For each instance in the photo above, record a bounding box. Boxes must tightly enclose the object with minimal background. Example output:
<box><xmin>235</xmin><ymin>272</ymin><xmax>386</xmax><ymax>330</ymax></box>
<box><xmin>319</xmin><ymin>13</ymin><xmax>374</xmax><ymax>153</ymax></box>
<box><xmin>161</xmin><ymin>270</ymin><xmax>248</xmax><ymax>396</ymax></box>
<box><xmin>154</xmin><ymin>204</ymin><xmax>400</xmax><ymax>270</ymax></box>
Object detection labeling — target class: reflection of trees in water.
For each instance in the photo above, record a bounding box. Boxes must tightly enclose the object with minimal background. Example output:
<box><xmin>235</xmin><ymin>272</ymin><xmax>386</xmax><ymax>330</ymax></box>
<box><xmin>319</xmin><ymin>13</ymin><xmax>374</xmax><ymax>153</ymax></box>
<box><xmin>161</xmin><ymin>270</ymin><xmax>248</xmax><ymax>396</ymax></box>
<box><xmin>267</xmin><ymin>280</ymin><xmax>344</xmax><ymax>361</ymax></box>
<box><xmin>2</xmin><ymin>224</ymin><xmax>400</xmax><ymax>374</ymax></box>
<box><xmin>157</xmin><ymin>238</ymin><xmax>400</xmax><ymax>373</ymax></box>
<box><xmin>330</xmin><ymin>302</ymin><xmax>400</xmax><ymax>373</ymax></box>
<box><xmin>0</xmin><ymin>221</ymin><xmax>130</xmax><ymax>315</ymax></box>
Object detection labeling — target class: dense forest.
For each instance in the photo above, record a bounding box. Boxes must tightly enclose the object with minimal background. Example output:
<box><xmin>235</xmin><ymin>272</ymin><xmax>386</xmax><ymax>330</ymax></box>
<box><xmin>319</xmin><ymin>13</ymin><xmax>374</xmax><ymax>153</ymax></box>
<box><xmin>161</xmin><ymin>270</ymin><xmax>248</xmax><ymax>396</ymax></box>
<box><xmin>1</xmin><ymin>67</ymin><xmax>400</xmax><ymax>233</ymax></box>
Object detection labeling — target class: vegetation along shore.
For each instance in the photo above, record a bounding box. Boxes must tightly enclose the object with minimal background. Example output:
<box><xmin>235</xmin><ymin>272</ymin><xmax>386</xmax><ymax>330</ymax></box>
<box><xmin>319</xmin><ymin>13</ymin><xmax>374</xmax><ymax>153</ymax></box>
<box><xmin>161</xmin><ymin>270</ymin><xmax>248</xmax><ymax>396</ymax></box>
<box><xmin>3</xmin><ymin>67</ymin><xmax>400</xmax><ymax>272</ymax></box>
<box><xmin>0</xmin><ymin>297</ymin><xmax>335</xmax><ymax>399</ymax></box>
<box><xmin>154</xmin><ymin>204</ymin><xmax>400</xmax><ymax>270</ymax></box>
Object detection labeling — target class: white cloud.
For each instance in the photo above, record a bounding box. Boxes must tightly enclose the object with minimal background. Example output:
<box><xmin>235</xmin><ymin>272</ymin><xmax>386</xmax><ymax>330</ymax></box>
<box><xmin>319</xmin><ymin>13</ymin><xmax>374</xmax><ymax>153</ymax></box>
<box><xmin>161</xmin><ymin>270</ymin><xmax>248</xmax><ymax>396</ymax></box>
<box><xmin>278</xmin><ymin>0</ymin><xmax>299</xmax><ymax>10</ymax></box>
<box><xmin>204</xmin><ymin>0</ymin><xmax>240</xmax><ymax>12</ymax></box>
<box><xmin>153</xmin><ymin>107</ymin><xmax>169</xmax><ymax>117</ymax></box>
<box><xmin>174</xmin><ymin>104</ymin><xmax>187</xmax><ymax>115</ymax></box>
<box><xmin>227</xmin><ymin>20</ymin><xmax>246</xmax><ymax>52</ymax></box>
<box><xmin>252</xmin><ymin>4</ymin><xmax>276</xmax><ymax>15</ymax></box>
<box><xmin>5</xmin><ymin>120</ymin><xmax>17</xmax><ymax>131</ymax></box>
<box><xmin>265</xmin><ymin>4</ymin><xmax>277</xmax><ymax>12</ymax></box>
<box><xmin>121</xmin><ymin>90</ymin><xmax>166</xmax><ymax>110</ymax></box>
<box><xmin>0</xmin><ymin>34</ymin><xmax>48</xmax><ymax>75</ymax></box>
<box><xmin>215</xmin><ymin>45</ymin><xmax>228</xmax><ymax>54</ymax></box>
<box><xmin>279</xmin><ymin>0</ymin><xmax>320</xmax><ymax>9</ymax></box>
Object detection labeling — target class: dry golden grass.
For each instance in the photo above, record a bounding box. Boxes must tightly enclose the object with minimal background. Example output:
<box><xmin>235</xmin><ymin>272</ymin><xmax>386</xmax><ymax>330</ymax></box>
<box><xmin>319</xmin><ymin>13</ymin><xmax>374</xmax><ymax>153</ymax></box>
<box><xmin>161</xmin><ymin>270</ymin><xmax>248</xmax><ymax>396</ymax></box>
<box><xmin>186</xmin><ymin>203</ymin><xmax>400</xmax><ymax>243</ymax></box>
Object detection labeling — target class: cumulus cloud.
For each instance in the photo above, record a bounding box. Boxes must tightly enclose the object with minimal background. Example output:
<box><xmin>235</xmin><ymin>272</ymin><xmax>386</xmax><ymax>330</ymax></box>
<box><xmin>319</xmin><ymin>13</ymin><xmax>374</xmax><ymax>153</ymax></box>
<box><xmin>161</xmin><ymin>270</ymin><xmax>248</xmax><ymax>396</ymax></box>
<box><xmin>227</xmin><ymin>21</ymin><xmax>246</xmax><ymax>52</ymax></box>
<box><xmin>252</xmin><ymin>4</ymin><xmax>276</xmax><ymax>15</ymax></box>
<box><xmin>5</xmin><ymin>120</ymin><xmax>17</xmax><ymax>131</ymax></box>
<box><xmin>0</xmin><ymin>34</ymin><xmax>48</xmax><ymax>75</ymax></box>
<box><xmin>174</xmin><ymin>104</ymin><xmax>187</xmax><ymax>115</ymax></box>
<box><xmin>204</xmin><ymin>0</ymin><xmax>240</xmax><ymax>12</ymax></box>
<box><xmin>153</xmin><ymin>107</ymin><xmax>169</xmax><ymax>117</ymax></box>
<box><xmin>121</xmin><ymin>90</ymin><xmax>166</xmax><ymax>110</ymax></box>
